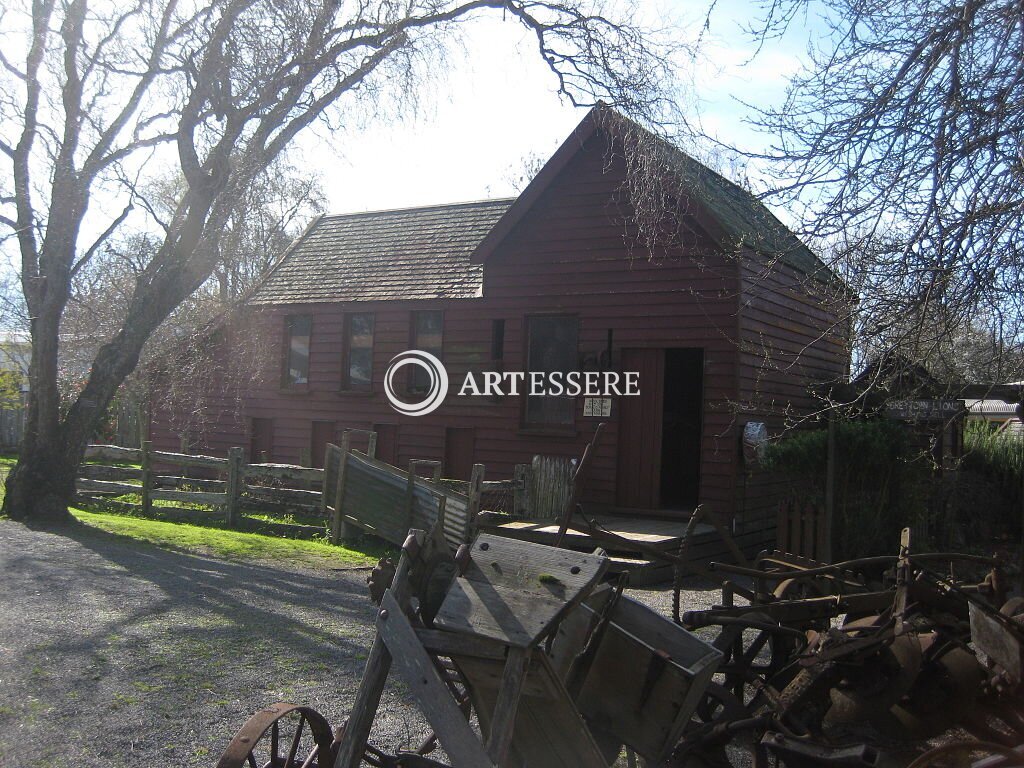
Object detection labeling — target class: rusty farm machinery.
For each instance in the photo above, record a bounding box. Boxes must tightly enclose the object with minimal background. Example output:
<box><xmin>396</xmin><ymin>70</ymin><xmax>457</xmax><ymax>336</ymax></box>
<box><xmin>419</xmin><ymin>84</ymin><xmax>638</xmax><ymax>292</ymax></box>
<box><xmin>214</xmin><ymin>521</ymin><xmax>1024</xmax><ymax>768</ymax></box>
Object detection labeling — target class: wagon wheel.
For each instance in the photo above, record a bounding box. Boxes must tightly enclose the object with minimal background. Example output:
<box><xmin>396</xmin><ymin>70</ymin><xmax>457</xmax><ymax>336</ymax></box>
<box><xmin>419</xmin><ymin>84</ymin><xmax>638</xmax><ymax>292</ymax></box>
<box><xmin>669</xmin><ymin>683</ymin><xmax>758</xmax><ymax>767</ymax></box>
<box><xmin>712</xmin><ymin>613</ymin><xmax>804</xmax><ymax>707</ymax></box>
<box><xmin>905</xmin><ymin>740</ymin><xmax>1023</xmax><ymax>768</ymax></box>
<box><xmin>217</xmin><ymin>702</ymin><xmax>336</xmax><ymax>768</ymax></box>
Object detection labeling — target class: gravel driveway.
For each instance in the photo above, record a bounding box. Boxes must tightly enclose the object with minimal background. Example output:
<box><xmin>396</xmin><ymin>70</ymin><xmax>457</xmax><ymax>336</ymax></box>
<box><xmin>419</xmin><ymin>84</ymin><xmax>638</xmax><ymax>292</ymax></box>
<box><xmin>0</xmin><ymin>518</ymin><xmax>725</xmax><ymax>768</ymax></box>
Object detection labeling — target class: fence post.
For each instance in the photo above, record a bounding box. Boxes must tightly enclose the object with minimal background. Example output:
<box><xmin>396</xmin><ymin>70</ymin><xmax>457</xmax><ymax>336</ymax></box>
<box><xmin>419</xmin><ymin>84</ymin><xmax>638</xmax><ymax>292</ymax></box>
<box><xmin>225</xmin><ymin>446</ymin><xmax>243</xmax><ymax>528</ymax></box>
<box><xmin>331</xmin><ymin>432</ymin><xmax>353</xmax><ymax>544</ymax></box>
<box><xmin>821</xmin><ymin>416</ymin><xmax>836</xmax><ymax>562</ymax></box>
<box><xmin>513</xmin><ymin>463</ymin><xmax>530</xmax><ymax>518</ymax></box>
<box><xmin>322</xmin><ymin>443</ymin><xmax>341</xmax><ymax>520</ymax></box>
<box><xmin>141</xmin><ymin>440</ymin><xmax>153</xmax><ymax>517</ymax></box>
<box><xmin>466</xmin><ymin>464</ymin><xmax>485</xmax><ymax>542</ymax></box>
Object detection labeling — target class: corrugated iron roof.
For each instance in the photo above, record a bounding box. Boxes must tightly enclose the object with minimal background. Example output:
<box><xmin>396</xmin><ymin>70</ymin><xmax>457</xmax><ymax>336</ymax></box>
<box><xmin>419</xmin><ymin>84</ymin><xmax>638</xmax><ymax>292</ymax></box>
<box><xmin>966</xmin><ymin>399</ymin><xmax>1020</xmax><ymax>416</ymax></box>
<box><xmin>248</xmin><ymin>198</ymin><xmax>514</xmax><ymax>305</ymax></box>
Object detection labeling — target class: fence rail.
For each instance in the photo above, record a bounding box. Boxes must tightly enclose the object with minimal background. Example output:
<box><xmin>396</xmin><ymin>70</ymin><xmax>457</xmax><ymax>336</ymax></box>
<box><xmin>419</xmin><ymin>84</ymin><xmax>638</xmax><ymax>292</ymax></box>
<box><xmin>75</xmin><ymin>435</ymin><xmax>532</xmax><ymax>548</ymax></box>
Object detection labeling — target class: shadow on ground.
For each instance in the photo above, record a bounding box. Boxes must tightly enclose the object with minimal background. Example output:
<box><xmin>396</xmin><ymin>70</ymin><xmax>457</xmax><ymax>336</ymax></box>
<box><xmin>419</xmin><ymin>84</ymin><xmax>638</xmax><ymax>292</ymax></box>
<box><xmin>0</xmin><ymin>518</ymin><xmax>425</xmax><ymax>768</ymax></box>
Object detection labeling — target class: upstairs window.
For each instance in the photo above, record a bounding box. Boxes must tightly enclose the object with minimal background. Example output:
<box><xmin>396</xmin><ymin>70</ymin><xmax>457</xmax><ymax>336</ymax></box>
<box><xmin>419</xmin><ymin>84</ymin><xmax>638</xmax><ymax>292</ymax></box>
<box><xmin>343</xmin><ymin>313</ymin><xmax>375</xmax><ymax>391</ymax></box>
<box><xmin>283</xmin><ymin>315</ymin><xmax>312</xmax><ymax>387</ymax></box>
<box><xmin>410</xmin><ymin>310</ymin><xmax>443</xmax><ymax>393</ymax></box>
<box><xmin>524</xmin><ymin>314</ymin><xmax>578</xmax><ymax>427</ymax></box>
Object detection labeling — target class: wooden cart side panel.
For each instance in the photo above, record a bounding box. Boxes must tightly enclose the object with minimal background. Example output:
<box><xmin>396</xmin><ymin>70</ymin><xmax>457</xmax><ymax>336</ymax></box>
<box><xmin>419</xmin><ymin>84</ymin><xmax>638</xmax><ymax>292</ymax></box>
<box><xmin>456</xmin><ymin>654</ymin><xmax>612</xmax><ymax>768</ymax></box>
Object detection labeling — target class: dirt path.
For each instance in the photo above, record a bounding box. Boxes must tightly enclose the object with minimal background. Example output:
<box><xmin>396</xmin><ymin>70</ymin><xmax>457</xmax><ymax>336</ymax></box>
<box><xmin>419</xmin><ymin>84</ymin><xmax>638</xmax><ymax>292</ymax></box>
<box><xmin>0</xmin><ymin>519</ymin><xmax>436</xmax><ymax>768</ymax></box>
<box><xmin>0</xmin><ymin>516</ymin><xmax>727</xmax><ymax>768</ymax></box>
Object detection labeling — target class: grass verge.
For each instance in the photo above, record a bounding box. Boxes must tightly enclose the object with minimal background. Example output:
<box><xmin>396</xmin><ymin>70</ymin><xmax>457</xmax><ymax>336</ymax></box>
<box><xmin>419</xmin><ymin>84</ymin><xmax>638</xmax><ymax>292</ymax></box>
<box><xmin>70</xmin><ymin>508</ymin><xmax>383</xmax><ymax>569</ymax></box>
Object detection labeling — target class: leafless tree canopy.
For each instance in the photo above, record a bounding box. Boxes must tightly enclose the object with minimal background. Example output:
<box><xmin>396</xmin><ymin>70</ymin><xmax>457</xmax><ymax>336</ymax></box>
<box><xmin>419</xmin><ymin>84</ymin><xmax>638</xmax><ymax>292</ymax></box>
<box><xmin>0</xmin><ymin>0</ymin><xmax>683</xmax><ymax>520</ymax></box>
<box><xmin>716</xmin><ymin>0</ymin><xmax>1024</xmax><ymax>388</ymax></box>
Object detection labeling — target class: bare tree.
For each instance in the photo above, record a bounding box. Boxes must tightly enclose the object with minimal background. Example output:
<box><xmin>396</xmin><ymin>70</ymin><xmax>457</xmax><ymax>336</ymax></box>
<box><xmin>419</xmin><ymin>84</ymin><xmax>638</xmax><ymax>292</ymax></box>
<box><xmin>59</xmin><ymin>157</ymin><xmax>323</xmax><ymax>381</ymax></box>
<box><xmin>704</xmin><ymin>0</ymin><xmax>1024</xmax><ymax>391</ymax></box>
<box><xmin>0</xmin><ymin>0</ymin><xmax>682</xmax><ymax>522</ymax></box>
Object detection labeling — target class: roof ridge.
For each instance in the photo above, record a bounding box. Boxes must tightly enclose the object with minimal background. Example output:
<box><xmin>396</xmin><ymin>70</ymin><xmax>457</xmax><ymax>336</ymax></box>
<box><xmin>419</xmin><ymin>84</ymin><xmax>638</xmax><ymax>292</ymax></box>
<box><xmin>320</xmin><ymin>197</ymin><xmax>516</xmax><ymax>221</ymax></box>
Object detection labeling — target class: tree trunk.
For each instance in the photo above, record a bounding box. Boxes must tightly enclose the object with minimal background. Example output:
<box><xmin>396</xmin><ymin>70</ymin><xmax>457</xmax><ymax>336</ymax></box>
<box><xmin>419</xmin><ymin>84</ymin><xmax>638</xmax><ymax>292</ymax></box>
<box><xmin>3</xmin><ymin>440</ymin><xmax>78</xmax><ymax>524</ymax></box>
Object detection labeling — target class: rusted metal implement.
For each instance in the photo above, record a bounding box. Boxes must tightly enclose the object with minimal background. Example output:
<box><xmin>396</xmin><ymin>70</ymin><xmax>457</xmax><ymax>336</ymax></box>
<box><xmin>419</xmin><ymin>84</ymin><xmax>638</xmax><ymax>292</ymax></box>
<box><xmin>675</xmin><ymin>529</ymin><xmax>1024</xmax><ymax>766</ymax></box>
<box><xmin>217</xmin><ymin>523</ymin><xmax>1024</xmax><ymax>766</ymax></box>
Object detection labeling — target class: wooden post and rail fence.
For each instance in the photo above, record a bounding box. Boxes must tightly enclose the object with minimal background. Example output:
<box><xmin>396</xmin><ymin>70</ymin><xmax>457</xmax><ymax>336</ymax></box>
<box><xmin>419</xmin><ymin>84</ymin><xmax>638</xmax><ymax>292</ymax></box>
<box><xmin>75</xmin><ymin>432</ymin><xmax>533</xmax><ymax>549</ymax></box>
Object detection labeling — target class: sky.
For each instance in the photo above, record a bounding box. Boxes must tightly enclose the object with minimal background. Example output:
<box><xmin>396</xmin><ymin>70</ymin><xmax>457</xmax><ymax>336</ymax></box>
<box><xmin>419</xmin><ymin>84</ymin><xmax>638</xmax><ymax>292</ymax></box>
<box><xmin>0</xmin><ymin>0</ymin><xmax>820</xmax><ymax>280</ymax></box>
<box><xmin>290</xmin><ymin>0</ymin><xmax>812</xmax><ymax>216</ymax></box>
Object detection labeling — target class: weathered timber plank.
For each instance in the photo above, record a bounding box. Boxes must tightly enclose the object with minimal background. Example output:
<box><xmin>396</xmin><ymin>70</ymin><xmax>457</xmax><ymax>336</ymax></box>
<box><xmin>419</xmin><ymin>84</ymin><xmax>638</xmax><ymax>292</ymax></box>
<box><xmin>457</xmin><ymin>652</ymin><xmax>610</xmax><ymax>768</ymax></box>
<box><xmin>414</xmin><ymin>629</ymin><xmax>507</xmax><ymax>661</ymax></box>
<box><xmin>79</xmin><ymin>464</ymin><xmax>143</xmax><ymax>482</ymax></box>
<box><xmin>568</xmin><ymin>596</ymin><xmax>721</xmax><ymax>762</ymax></box>
<box><xmin>243</xmin><ymin>463</ymin><xmax>324</xmax><ymax>484</ymax></box>
<box><xmin>155</xmin><ymin>476</ymin><xmax>226</xmax><ymax>492</ymax></box>
<box><xmin>243</xmin><ymin>485</ymin><xmax>321</xmax><ymax>505</ymax></box>
<box><xmin>151</xmin><ymin>450</ymin><xmax>226</xmax><ymax>470</ymax></box>
<box><xmin>376</xmin><ymin>591</ymin><xmax>495</xmax><ymax>768</ymax></box>
<box><xmin>334</xmin><ymin>537</ymin><xmax>418</xmax><ymax>768</ymax></box>
<box><xmin>434</xmin><ymin>534</ymin><xmax>608</xmax><ymax>648</ymax></box>
<box><xmin>84</xmin><ymin>444</ymin><xmax>142</xmax><ymax>463</ymax></box>
<box><xmin>486</xmin><ymin>646</ymin><xmax>531</xmax><ymax>766</ymax></box>
<box><xmin>75</xmin><ymin>478</ymin><xmax>142</xmax><ymax>494</ymax></box>
<box><xmin>150</xmin><ymin>489</ymin><xmax>226</xmax><ymax>505</ymax></box>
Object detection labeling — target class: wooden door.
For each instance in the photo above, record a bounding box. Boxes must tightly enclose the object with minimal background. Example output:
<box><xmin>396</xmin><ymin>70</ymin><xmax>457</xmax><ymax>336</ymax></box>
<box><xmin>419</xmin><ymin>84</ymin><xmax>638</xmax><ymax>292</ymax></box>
<box><xmin>310</xmin><ymin>420</ymin><xmax>336</xmax><ymax>468</ymax></box>
<box><xmin>444</xmin><ymin>427</ymin><xmax>476</xmax><ymax>480</ymax></box>
<box><xmin>615</xmin><ymin>348</ymin><xmax>664</xmax><ymax>510</ymax></box>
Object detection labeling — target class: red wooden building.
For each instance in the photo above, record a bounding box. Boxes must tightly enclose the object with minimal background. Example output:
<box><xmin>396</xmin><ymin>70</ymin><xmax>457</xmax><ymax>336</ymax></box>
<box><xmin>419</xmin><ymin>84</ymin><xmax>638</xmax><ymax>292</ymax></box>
<box><xmin>149</xmin><ymin>106</ymin><xmax>848</xmax><ymax>551</ymax></box>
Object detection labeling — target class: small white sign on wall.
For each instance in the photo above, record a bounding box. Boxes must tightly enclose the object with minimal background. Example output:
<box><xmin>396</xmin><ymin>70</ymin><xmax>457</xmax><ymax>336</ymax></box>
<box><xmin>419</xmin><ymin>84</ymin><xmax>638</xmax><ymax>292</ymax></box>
<box><xmin>584</xmin><ymin>397</ymin><xmax>612</xmax><ymax>417</ymax></box>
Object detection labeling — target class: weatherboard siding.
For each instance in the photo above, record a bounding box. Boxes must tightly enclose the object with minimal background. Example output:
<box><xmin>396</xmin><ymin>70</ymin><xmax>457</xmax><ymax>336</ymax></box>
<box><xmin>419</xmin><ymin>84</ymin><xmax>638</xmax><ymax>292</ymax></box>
<box><xmin>733</xmin><ymin>257</ymin><xmax>850</xmax><ymax>542</ymax></box>
<box><xmin>148</xmin><ymin>133</ymin><xmax>844</xmax><ymax>544</ymax></box>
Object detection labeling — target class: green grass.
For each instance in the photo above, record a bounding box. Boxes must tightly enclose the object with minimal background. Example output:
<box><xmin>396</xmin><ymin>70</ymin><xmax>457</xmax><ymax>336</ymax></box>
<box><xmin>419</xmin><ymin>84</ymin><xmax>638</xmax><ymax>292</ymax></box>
<box><xmin>0</xmin><ymin>452</ymin><xmax>388</xmax><ymax>569</ymax></box>
<box><xmin>70</xmin><ymin>508</ymin><xmax>382</xmax><ymax>568</ymax></box>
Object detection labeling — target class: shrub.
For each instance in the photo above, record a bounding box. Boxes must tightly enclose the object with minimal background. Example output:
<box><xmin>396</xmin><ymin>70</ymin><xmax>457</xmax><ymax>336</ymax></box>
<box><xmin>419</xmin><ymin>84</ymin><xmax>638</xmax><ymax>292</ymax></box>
<box><xmin>959</xmin><ymin>421</ymin><xmax>1022</xmax><ymax>537</ymax></box>
<box><xmin>762</xmin><ymin>419</ymin><xmax>932</xmax><ymax>559</ymax></box>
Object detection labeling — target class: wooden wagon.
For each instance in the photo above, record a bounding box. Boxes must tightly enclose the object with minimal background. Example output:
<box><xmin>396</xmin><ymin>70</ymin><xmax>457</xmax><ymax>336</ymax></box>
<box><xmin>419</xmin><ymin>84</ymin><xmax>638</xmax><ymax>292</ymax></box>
<box><xmin>216</xmin><ymin>527</ymin><xmax>721</xmax><ymax>768</ymax></box>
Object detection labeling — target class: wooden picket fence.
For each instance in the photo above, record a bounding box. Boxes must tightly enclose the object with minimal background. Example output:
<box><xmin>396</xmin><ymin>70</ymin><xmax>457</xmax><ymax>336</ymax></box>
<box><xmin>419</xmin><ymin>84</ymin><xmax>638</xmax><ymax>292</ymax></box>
<box><xmin>775</xmin><ymin>498</ymin><xmax>830</xmax><ymax>562</ymax></box>
<box><xmin>76</xmin><ymin>432</ymin><xmax>531</xmax><ymax>548</ymax></box>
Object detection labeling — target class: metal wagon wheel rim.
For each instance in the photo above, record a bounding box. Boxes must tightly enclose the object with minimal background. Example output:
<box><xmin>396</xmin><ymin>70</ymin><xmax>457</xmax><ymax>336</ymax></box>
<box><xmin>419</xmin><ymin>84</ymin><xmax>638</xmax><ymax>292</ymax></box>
<box><xmin>216</xmin><ymin>702</ymin><xmax>336</xmax><ymax>768</ymax></box>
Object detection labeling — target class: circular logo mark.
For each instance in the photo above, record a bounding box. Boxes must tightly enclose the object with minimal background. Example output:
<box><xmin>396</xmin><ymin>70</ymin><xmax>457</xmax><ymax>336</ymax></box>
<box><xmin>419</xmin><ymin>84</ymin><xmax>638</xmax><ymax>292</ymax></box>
<box><xmin>384</xmin><ymin>350</ymin><xmax>449</xmax><ymax>416</ymax></box>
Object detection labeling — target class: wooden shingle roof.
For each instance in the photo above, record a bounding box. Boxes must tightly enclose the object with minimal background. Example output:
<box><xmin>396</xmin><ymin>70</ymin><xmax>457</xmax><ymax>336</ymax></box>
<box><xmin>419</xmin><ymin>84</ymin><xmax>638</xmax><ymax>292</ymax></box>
<box><xmin>248</xmin><ymin>198</ymin><xmax>514</xmax><ymax>305</ymax></box>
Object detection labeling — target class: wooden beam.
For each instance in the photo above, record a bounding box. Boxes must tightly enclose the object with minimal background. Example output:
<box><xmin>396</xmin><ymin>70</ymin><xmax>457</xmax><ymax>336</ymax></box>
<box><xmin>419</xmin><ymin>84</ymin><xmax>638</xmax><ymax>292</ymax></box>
<box><xmin>377</xmin><ymin>590</ymin><xmax>495</xmax><ymax>768</ymax></box>
<box><xmin>486</xmin><ymin>646</ymin><xmax>531</xmax><ymax>767</ymax></box>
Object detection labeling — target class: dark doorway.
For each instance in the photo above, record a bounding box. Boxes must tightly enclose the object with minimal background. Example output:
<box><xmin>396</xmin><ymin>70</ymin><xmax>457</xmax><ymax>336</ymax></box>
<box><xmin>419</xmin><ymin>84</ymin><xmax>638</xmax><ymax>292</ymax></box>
<box><xmin>250</xmin><ymin>418</ymin><xmax>274</xmax><ymax>462</ymax></box>
<box><xmin>659</xmin><ymin>349</ymin><xmax>703</xmax><ymax>509</ymax></box>
<box><xmin>616</xmin><ymin>347</ymin><xmax>703</xmax><ymax>513</ymax></box>
<box><xmin>444</xmin><ymin>427</ymin><xmax>476</xmax><ymax>480</ymax></box>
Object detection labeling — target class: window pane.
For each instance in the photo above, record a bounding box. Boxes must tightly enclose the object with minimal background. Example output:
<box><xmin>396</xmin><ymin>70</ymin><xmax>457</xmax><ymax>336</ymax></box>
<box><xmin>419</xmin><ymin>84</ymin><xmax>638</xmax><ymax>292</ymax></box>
<box><xmin>344</xmin><ymin>313</ymin><xmax>374</xmax><ymax>390</ymax></box>
<box><xmin>348</xmin><ymin>348</ymin><xmax>373</xmax><ymax>388</ymax></box>
<box><xmin>525</xmin><ymin>315</ymin><xmax>577</xmax><ymax>426</ymax></box>
<box><xmin>528</xmin><ymin>316</ymin><xmax>577</xmax><ymax>373</ymax></box>
<box><xmin>526</xmin><ymin>393</ymin><xmax>575</xmax><ymax>425</ymax></box>
<box><xmin>287</xmin><ymin>316</ymin><xmax>311</xmax><ymax>386</ymax></box>
<box><xmin>414</xmin><ymin>311</ymin><xmax>443</xmax><ymax>354</ymax></box>
<box><xmin>410</xmin><ymin>311</ymin><xmax>442</xmax><ymax>392</ymax></box>
<box><xmin>350</xmin><ymin>313</ymin><xmax>374</xmax><ymax>345</ymax></box>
